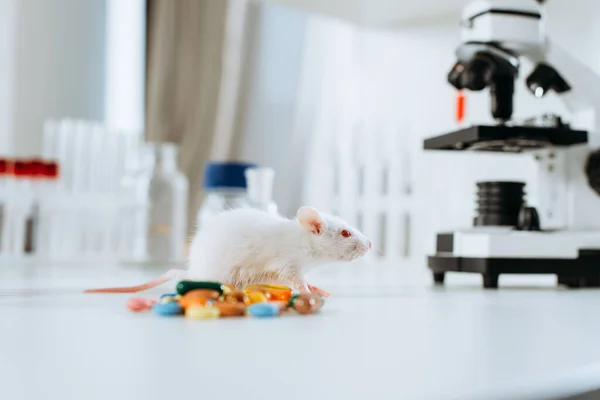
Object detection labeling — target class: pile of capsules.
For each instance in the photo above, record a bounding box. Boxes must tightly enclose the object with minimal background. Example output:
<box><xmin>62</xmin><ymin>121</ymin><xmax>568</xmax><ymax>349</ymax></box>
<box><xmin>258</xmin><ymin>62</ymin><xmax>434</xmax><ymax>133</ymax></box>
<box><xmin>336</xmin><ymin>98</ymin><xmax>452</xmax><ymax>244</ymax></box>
<box><xmin>126</xmin><ymin>280</ymin><xmax>325</xmax><ymax>319</ymax></box>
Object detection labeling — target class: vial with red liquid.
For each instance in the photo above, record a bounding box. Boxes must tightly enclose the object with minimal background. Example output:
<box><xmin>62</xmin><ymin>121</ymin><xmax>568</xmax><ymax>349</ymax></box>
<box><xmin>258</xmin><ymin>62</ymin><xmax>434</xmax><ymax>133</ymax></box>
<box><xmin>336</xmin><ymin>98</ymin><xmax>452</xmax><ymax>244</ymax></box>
<box><xmin>0</xmin><ymin>159</ymin><xmax>13</xmax><ymax>253</ymax></box>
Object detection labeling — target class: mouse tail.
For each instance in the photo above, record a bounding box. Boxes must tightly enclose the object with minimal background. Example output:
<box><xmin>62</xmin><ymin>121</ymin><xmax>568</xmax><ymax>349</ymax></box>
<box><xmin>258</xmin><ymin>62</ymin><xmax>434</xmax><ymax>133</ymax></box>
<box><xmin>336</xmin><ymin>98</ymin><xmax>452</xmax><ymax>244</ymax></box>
<box><xmin>84</xmin><ymin>269</ymin><xmax>187</xmax><ymax>293</ymax></box>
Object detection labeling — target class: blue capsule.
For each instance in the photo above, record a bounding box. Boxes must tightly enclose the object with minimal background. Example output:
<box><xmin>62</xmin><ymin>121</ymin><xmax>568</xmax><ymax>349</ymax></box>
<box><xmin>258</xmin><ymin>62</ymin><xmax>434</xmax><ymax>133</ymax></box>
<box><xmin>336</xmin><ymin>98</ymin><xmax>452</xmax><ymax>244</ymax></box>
<box><xmin>152</xmin><ymin>301</ymin><xmax>183</xmax><ymax>316</ymax></box>
<box><xmin>247</xmin><ymin>303</ymin><xmax>280</xmax><ymax>318</ymax></box>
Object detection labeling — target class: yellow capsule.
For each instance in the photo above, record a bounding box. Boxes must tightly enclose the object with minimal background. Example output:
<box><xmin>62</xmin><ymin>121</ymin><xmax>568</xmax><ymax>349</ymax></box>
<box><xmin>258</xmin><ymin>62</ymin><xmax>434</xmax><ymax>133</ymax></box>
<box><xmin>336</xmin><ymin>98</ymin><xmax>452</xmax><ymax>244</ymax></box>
<box><xmin>185</xmin><ymin>306</ymin><xmax>220</xmax><ymax>320</ymax></box>
<box><xmin>160</xmin><ymin>297</ymin><xmax>177</xmax><ymax>304</ymax></box>
<box><xmin>244</xmin><ymin>284</ymin><xmax>292</xmax><ymax>292</ymax></box>
<box><xmin>244</xmin><ymin>291</ymin><xmax>269</xmax><ymax>305</ymax></box>
<box><xmin>244</xmin><ymin>284</ymin><xmax>293</xmax><ymax>303</ymax></box>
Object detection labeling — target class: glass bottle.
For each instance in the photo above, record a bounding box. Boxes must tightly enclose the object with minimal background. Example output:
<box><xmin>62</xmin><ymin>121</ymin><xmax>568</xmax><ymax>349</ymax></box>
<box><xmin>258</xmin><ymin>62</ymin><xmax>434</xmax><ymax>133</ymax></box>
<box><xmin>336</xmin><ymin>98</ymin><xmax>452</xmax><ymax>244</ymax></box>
<box><xmin>145</xmin><ymin>142</ymin><xmax>189</xmax><ymax>264</ymax></box>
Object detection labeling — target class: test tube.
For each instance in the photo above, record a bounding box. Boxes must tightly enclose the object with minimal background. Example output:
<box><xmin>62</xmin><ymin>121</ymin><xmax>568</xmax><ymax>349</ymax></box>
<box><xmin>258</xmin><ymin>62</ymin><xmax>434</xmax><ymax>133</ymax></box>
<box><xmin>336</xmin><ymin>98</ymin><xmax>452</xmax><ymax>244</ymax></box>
<box><xmin>42</xmin><ymin>162</ymin><xmax>61</xmax><ymax>260</ymax></box>
<box><xmin>245</xmin><ymin>167</ymin><xmax>278</xmax><ymax>214</ymax></box>
<box><xmin>89</xmin><ymin>123</ymin><xmax>105</xmax><ymax>194</ymax></box>
<box><xmin>42</xmin><ymin>120</ymin><xmax>58</xmax><ymax>160</ymax></box>
<box><xmin>72</xmin><ymin>120</ymin><xmax>90</xmax><ymax>194</ymax></box>
<box><xmin>56</xmin><ymin>119</ymin><xmax>75</xmax><ymax>192</ymax></box>
<box><xmin>10</xmin><ymin>160</ymin><xmax>32</xmax><ymax>255</ymax></box>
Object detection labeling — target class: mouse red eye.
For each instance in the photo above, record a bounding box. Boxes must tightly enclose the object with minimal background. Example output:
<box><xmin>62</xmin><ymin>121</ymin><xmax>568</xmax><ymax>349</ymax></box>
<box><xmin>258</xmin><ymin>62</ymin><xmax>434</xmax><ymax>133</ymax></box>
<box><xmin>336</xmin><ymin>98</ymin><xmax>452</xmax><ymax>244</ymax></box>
<box><xmin>340</xmin><ymin>230</ymin><xmax>352</xmax><ymax>238</ymax></box>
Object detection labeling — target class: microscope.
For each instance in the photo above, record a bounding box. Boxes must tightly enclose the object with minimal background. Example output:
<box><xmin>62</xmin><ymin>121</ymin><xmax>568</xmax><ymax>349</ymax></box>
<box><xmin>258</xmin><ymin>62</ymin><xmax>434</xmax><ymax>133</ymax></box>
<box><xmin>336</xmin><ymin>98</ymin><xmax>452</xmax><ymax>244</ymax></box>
<box><xmin>423</xmin><ymin>0</ymin><xmax>600</xmax><ymax>288</ymax></box>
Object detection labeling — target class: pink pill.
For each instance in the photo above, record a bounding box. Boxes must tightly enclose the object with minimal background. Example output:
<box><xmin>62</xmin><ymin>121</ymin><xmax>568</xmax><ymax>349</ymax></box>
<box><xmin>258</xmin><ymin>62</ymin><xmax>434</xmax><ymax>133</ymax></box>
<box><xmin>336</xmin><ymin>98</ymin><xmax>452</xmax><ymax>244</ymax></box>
<box><xmin>126</xmin><ymin>297</ymin><xmax>156</xmax><ymax>312</ymax></box>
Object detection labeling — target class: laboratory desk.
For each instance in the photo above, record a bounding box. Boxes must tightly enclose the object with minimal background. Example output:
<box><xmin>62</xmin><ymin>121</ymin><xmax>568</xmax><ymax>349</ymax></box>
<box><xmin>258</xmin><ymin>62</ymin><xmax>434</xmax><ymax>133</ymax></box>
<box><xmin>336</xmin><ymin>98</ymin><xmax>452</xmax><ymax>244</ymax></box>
<box><xmin>2</xmin><ymin>263</ymin><xmax>600</xmax><ymax>400</ymax></box>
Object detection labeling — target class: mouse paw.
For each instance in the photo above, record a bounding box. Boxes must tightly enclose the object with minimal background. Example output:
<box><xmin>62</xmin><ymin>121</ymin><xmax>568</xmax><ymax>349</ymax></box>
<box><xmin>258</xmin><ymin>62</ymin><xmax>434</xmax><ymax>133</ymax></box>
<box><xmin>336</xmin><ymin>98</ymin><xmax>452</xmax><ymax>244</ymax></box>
<box><xmin>307</xmin><ymin>284</ymin><xmax>331</xmax><ymax>298</ymax></box>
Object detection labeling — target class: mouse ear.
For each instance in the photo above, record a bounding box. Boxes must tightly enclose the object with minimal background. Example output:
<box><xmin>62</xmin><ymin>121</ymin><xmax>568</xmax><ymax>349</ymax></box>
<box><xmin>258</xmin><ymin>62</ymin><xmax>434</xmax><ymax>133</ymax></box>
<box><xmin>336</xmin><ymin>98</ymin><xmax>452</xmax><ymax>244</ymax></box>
<box><xmin>297</xmin><ymin>206</ymin><xmax>324</xmax><ymax>235</ymax></box>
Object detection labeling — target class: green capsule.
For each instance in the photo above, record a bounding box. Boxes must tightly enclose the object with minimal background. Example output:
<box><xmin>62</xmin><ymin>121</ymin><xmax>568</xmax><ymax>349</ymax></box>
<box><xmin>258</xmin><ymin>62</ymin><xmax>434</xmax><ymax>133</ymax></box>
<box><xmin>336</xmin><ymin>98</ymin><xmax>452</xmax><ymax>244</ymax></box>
<box><xmin>176</xmin><ymin>280</ymin><xmax>225</xmax><ymax>296</ymax></box>
<box><xmin>288</xmin><ymin>294</ymin><xmax>300</xmax><ymax>308</ymax></box>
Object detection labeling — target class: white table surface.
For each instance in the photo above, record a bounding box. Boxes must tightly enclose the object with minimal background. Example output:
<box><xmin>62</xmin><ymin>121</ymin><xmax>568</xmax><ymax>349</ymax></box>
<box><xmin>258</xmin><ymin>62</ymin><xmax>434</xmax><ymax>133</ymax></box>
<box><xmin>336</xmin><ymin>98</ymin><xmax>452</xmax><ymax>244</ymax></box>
<box><xmin>2</xmin><ymin>263</ymin><xmax>600</xmax><ymax>400</ymax></box>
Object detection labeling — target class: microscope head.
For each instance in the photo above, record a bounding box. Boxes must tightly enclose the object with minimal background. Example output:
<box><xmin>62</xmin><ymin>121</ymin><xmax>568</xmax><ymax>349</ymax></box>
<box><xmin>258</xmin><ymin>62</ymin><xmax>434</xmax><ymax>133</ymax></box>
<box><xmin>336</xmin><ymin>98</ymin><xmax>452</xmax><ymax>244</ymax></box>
<box><xmin>459</xmin><ymin>0</ymin><xmax>545</xmax><ymax>53</ymax></box>
<box><xmin>426</xmin><ymin>0</ymin><xmax>587</xmax><ymax>153</ymax></box>
<box><xmin>447</xmin><ymin>0</ymin><xmax>545</xmax><ymax>123</ymax></box>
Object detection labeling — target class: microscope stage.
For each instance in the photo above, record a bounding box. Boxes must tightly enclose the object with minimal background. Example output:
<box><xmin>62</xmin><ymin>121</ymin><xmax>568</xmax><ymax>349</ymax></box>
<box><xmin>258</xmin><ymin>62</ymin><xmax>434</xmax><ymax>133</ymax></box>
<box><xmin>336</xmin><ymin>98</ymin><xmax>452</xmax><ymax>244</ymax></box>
<box><xmin>423</xmin><ymin>125</ymin><xmax>588</xmax><ymax>152</ymax></box>
<box><xmin>429</xmin><ymin>228</ymin><xmax>600</xmax><ymax>289</ymax></box>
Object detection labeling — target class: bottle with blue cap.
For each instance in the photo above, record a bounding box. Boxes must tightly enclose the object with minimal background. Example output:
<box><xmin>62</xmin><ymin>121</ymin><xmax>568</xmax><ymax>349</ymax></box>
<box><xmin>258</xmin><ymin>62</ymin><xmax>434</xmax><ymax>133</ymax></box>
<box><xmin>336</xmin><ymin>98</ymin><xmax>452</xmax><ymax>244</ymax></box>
<box><xmin>196</xmin><ymin>161</ymin><xmax>257</xmax><ymax>228</ymax></box>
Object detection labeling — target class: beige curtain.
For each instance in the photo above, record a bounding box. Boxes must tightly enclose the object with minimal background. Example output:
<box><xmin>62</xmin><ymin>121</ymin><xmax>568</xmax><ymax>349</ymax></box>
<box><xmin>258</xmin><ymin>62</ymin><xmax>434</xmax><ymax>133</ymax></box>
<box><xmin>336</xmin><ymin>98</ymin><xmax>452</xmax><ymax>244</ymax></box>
<box><xmin>145</xmin><ymin>0</ymin><xmax>251</xmax><ymax>235</ymax></box>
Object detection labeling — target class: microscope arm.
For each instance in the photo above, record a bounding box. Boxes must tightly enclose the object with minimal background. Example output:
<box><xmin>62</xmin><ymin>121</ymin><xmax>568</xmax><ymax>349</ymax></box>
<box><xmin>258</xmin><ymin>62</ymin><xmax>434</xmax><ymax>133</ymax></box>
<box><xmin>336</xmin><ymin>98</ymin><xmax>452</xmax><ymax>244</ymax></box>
<box><xmin>524</xmin><ymin>40</ymin><xmax>600</xmax><ymax>146</ymax></box>
<box><xmin>516</xmin><ymin>39</ymin><xmax>600</xmax><ymax>231</ymax></box>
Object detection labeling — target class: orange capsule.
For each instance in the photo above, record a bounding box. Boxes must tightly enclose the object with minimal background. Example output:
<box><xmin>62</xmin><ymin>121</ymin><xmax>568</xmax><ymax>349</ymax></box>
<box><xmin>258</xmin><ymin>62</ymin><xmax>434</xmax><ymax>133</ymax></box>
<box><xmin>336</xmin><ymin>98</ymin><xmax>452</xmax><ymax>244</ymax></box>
<box><xmin>224</xmin><ymin>291</ymin><xmax>246</xmax><ymax>304</ymax></box>
<box><xmin>187</xmin><ymin>289</ymin><xmax>220</xmax><ymax>299</ymax></box>
<box><xmin>186</xmin><ymin>298</ymin><xmax>214</xmax><ymax>308</ymax></box>
<box><xmin>215</xmin><ymin>302</ymin><xmax>246</xmax><ymax>317</ymax></box>
<box><xmin>292</xmin><ymin>294</ymin><xmax>322</xmax><ymax>315</ymax></box>
<box><xmin>179</xmin><ymin>289</ymin><xmax>220</xmax><ymax>308</ymax></box>
<box><xmin>268</xmin><ymin>289</ymin><xmax>293</xmax><ymax>302</ymax></box>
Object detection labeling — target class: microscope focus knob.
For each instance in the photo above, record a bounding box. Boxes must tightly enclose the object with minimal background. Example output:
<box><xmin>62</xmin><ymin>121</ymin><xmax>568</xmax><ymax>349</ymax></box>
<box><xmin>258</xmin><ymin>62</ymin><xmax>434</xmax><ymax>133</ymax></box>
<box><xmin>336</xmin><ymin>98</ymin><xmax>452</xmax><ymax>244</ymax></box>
<box><xmin>585</xmin><ymin>149</ymin><xmax>600</xmax><ymax>197</ymax></box>
<box><xmin>516</xmin><ymin>206</ymin><xmax>541</xmax><ymax>231</ymax></box>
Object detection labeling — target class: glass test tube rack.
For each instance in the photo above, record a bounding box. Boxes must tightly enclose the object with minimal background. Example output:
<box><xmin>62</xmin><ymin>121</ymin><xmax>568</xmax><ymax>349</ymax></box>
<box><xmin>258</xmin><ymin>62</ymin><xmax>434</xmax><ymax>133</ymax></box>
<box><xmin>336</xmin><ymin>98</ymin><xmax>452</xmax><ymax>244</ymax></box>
<box><xmin>0</xmin><ymin>119</ymin><xmax>155</xmax><ymax>265</ymax></box>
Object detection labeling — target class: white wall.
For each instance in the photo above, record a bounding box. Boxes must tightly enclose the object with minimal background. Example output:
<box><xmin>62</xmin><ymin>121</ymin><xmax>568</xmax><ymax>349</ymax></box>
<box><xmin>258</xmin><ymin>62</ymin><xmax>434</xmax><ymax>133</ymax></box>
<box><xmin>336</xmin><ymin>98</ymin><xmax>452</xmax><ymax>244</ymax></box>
<box><xmin>0</xmin><ymin>0</ymin><xmax>18</xmax><ymax>155</ymax></box>
<box><xmin>236</xmin><ymin>3</ymin><xmax>309</xmax><ymax>217</ymax></box>
<box><xmin>11</xmin><ymin>0</ymin><xmax>107</xmax><ymax>157</ymax></box>
<box><xmin>104</xmin><ymin>0</ymin><xmax>146</xmax><ymax>134</ymax></box>
<box><xmin>0</xmin><ymin>0</ymin><xmax>146</xmax><ymax>157</ymax></box>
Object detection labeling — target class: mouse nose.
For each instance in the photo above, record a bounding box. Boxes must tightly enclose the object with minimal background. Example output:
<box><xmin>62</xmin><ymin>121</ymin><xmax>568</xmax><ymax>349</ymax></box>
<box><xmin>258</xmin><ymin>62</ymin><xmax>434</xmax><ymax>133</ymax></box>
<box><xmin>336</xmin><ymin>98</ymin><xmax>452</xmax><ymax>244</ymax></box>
<box><xmin>368</xmin><ymin>241</ymin><xmax>372</xmax><ymax>249</ymax></box>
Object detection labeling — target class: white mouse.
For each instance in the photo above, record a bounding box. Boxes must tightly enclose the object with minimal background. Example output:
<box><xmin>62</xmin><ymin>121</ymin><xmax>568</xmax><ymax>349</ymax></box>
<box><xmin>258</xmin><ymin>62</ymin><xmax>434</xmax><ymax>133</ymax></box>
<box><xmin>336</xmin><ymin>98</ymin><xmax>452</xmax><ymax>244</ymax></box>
<box><xmin>85</xmin><ymin>206</ymin><xmax>372</xmax><ymax>295</ymax></box>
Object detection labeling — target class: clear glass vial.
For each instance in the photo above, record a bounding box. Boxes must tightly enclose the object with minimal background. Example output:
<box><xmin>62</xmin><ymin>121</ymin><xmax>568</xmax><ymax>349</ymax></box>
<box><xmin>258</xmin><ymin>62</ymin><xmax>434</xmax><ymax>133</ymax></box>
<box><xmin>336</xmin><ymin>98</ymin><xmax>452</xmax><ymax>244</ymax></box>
<box><xmin>245</xmin><ymin>167</ymin><xmax>278</xmax><ymax>214</ymax></box>
<box><xmin>142</xmin><ymin>142</ymin><xmax>189</xmax><ymax>264</ymax></box>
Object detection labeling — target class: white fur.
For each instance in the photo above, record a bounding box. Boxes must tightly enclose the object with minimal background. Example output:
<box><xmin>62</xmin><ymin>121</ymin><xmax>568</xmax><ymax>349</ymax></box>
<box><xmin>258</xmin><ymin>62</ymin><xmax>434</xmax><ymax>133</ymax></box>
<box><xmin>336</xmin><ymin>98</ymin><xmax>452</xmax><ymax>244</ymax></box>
<box><xmin>186</xmin><ymin>206</ymin><xmax>371</xmax><ymax>289</ymax></box>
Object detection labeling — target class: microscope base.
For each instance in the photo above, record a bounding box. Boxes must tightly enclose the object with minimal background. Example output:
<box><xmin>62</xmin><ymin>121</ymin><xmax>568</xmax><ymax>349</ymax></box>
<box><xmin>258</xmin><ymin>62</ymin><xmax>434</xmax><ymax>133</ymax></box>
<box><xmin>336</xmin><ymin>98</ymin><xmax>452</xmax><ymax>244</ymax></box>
<box><xmin>428</xmin><ymin>230</ymin><xmax>600</xmax><ymax>289</ymax></box>
<box><xmin>428</xmin><ymin>254</ymin><xmax>600</xmax><ymax>288</ymax></box>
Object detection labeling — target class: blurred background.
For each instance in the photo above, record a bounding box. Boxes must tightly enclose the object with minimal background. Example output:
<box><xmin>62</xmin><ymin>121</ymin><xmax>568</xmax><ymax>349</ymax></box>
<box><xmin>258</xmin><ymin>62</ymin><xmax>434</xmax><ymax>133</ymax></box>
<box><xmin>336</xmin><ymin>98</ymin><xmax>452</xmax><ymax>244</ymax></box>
<box><xmin>0</xmin><ymin>0</ymin><xmax>597</xmax><ymax>282</ymax></box>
